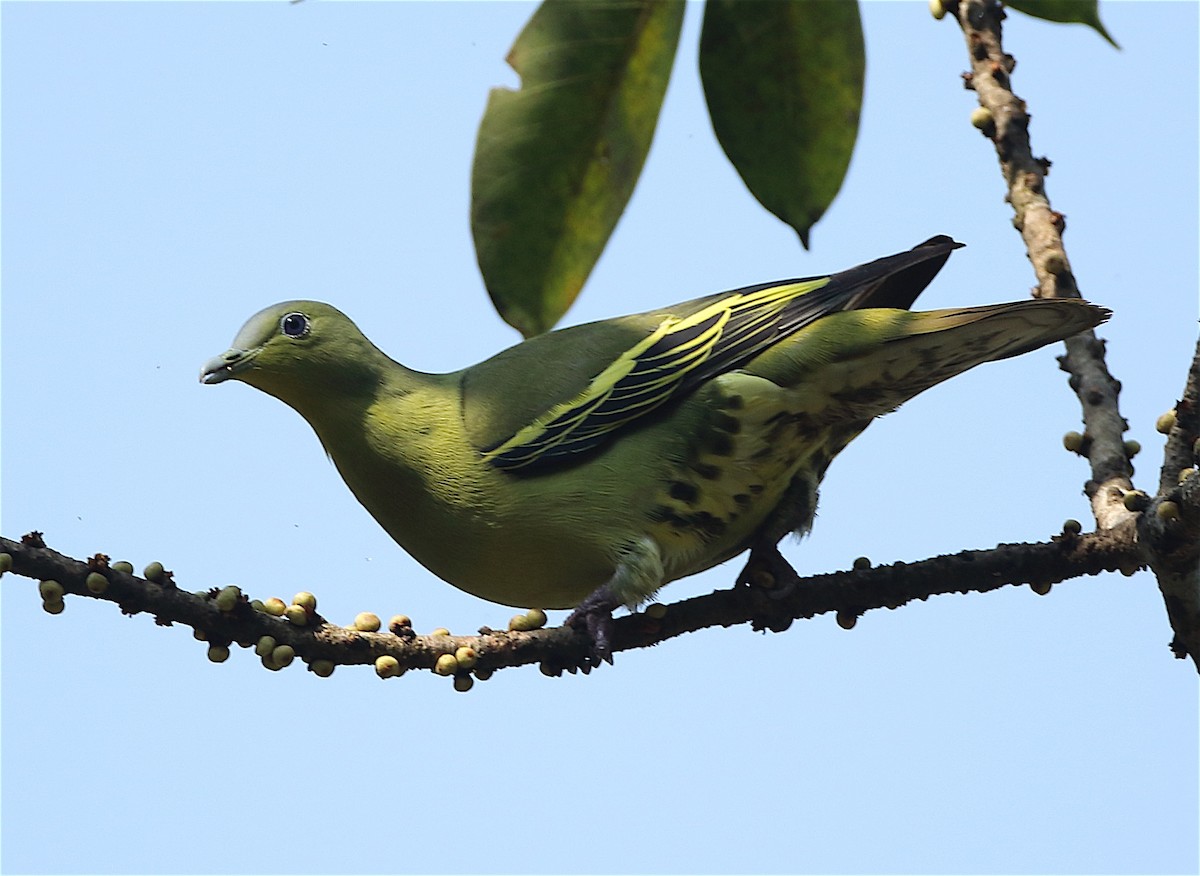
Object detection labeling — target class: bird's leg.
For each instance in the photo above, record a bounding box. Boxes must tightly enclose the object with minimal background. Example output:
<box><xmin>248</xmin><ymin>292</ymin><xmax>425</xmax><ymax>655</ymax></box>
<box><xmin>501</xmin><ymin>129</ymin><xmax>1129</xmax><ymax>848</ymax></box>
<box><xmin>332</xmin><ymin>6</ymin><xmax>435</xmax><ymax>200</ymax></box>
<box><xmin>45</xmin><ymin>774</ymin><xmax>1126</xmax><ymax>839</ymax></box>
<box><xmin>565</xmin><ymin>536</ymin><xmax>664</xmax><ymax>666</ymax></box>
<box><xmin>736</xmin><ymin>473</ymin><xmax>818</xmax><ymax>599</ymax></box>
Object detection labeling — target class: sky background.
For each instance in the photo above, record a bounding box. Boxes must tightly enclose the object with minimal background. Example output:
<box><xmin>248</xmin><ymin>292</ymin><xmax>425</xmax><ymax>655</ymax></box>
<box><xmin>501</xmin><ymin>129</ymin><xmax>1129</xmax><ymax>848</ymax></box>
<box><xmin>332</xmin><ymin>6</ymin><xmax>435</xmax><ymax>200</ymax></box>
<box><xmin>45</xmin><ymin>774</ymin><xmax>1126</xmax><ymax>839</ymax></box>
<box><xmin>2</xmin><ymin>2</ymin><xmax>1197</xmax><ymax>874</ymax></box>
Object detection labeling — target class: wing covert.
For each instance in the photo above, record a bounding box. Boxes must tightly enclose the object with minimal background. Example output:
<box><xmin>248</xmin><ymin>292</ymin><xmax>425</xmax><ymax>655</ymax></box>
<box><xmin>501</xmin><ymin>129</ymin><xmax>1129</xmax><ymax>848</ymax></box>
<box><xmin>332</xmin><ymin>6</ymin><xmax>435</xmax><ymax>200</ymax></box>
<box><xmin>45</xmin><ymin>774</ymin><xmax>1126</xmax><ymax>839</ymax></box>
<box><xmin>480</xmin><ymin>236</ymin><xmax>962</xmax><ymax>474</ymax></box>
<box><xmin>481</xmin><ymin>278</ymin><xmax>828</xmax><ymax>471</ymax></box>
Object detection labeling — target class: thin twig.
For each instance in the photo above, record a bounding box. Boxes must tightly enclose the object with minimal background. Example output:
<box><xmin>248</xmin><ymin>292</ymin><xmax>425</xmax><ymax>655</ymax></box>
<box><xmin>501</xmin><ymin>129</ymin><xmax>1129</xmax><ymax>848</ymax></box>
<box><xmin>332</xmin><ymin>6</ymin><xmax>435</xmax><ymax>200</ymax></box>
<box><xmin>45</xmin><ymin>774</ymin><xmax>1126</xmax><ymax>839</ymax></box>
<box><xmin>953</xmin><ymin>0</ymin><xmax>1200</xmax><ymax>668</ymax></box>
<box><xmin>953</xmin><ymin>0</ymin><xmax>1134</xmax><ymax>530</ymax></box>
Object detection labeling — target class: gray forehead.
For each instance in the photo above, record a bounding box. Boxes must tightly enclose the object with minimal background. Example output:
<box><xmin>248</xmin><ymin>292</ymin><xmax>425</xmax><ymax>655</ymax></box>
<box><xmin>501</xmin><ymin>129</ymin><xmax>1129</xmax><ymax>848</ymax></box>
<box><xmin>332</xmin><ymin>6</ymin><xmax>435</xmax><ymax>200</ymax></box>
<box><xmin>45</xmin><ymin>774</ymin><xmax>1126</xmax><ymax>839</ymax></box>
<box><xmin>230</xmin><ymin>302</ymin><xmax>310</xmax><ymax>349</ymax></box>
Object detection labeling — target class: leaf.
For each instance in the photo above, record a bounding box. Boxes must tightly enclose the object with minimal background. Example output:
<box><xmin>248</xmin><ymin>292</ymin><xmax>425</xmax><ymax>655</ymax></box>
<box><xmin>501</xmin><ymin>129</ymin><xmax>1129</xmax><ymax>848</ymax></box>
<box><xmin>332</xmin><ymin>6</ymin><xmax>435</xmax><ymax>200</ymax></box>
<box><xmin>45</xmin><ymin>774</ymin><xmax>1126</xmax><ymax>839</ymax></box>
<box><xmin>699</xmin><ymin>0</ymin><xmax>864</xmax><ymax>249</ymax></box>
<box><xmin>1006</xmin><ymin>0</ymin><xmax>1119</xmax><ymax>48</ymax></box>
<box><xmin>471</xmin><ymin>0</ymin><xmax>685</xmax><ymax>337</ymax></box>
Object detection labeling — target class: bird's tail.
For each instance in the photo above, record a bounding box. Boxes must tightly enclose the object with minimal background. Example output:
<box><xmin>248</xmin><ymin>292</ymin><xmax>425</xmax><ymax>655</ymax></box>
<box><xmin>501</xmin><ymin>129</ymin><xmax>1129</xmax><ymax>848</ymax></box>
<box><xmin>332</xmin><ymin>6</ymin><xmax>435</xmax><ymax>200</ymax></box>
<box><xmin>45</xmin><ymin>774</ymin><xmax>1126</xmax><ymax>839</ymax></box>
<box><xmin>752</xmin><ymin>297</ymin><xmax>1109</xmax><ymax>422</ymax></box>
<box><xmin>899</xmin><ymin>297</ymin><xmax>1109</xmax><ymax>363</ymax></box>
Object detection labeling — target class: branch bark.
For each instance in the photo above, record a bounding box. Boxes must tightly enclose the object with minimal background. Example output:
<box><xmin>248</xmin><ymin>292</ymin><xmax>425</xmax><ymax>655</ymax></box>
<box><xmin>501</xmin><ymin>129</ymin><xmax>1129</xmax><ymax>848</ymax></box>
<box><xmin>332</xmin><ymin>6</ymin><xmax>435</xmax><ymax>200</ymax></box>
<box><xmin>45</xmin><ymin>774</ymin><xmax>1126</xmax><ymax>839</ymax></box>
<box><xmin>953</xmin><ymin>0</ymin><xmax>1200</xmax><ymax>668</ymax></box>
<box><xmin>954</xmin><ymin>0</ymin><xmax>1134</xmax><ymax>530</ymax></box>
<box><xmin>1138</xmin><ymin>339</ymin><xmax>1200</xmax><ymax>669</ymax></box>
<box><xmin>0</xmin><ymin>526</ymin><xmax>1148</xmax><ymax>680</ymax></box>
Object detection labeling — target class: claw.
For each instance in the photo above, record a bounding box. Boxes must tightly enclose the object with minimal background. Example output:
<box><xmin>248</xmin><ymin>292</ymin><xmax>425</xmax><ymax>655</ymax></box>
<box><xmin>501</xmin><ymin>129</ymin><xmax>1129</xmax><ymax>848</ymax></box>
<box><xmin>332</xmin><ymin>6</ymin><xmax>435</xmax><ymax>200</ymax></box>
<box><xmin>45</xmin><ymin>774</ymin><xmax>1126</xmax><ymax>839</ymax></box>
<box><xmin>565</xmin><ymin>585</ymin><xmax>621</xmax><ymax>666</ymax></box>
<box><xmin>565</xmin><ymin>538</ymin><xmax>663</xmax><ymax>667</ymax></box>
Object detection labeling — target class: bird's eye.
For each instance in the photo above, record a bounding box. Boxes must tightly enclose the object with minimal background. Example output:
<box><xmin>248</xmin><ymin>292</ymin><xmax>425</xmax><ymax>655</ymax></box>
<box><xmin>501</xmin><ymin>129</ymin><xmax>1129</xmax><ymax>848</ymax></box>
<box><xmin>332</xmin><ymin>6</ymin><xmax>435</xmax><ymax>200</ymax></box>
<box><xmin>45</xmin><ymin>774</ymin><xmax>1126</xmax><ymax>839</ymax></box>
<box><xmin>280</xmin><ymin>312</ymin><xmax>310</xmax><ymax>338</ymax></box>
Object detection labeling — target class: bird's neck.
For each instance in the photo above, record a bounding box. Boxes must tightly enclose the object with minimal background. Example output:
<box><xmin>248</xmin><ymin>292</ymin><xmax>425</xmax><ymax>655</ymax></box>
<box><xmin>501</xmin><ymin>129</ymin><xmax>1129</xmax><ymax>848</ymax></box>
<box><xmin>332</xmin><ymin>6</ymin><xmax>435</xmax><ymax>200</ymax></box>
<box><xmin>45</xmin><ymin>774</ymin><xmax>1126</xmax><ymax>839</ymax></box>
<box><xmin>282</xmin><ymin>357</ymin><xmax>440</xmax><ymax>460</ymax></box>
<box><xmin>297</xmin><ymin>365</ymin><xmax>502</xmax><ymax>578</ymax></box>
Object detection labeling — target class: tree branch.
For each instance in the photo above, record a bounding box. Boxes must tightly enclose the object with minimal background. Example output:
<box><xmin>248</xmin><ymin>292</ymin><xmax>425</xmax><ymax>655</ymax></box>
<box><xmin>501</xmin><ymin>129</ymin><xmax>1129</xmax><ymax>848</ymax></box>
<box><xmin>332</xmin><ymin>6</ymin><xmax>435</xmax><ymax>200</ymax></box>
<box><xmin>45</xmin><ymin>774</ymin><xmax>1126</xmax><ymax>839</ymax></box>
<box><xmin>1138</xmin><ymin>339</ymin><xmax>1200</xmax><ymax>668</ymax></box>
<box><xmin>1</xmin><ymin>525</ymin><xmax>1149</xmax><ymax>681</ymax></box>
<box><xmin>953</xmin><ymin>0</ymin><xmax>1200</xmax><ymax>669</ymax></box>
<box><xmin>953</xmin><ymin>0</ymin><xmax>1134</xmax><ymax>530</ymax></box>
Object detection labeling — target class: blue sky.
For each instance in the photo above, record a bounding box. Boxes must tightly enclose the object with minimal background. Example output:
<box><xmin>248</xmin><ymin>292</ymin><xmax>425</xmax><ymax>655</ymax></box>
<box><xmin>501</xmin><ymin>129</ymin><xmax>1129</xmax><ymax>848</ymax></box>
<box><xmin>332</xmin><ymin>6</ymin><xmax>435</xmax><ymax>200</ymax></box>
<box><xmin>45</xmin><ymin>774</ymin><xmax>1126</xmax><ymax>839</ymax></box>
<box><xmin>3</xmin><ymin>2</ymin><xmax>1197</xmax><ymax>874</ymax></box>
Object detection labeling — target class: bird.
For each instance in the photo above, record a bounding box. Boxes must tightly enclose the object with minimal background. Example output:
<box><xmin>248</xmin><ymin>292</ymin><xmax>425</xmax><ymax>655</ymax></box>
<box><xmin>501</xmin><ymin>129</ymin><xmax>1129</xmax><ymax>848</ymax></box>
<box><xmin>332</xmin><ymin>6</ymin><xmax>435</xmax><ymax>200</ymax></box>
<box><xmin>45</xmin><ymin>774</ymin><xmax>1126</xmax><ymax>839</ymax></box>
<box><xmin>201</xmin><ymin>236</ymin><xmax>1107</xmax><ymax>661</ymax></box>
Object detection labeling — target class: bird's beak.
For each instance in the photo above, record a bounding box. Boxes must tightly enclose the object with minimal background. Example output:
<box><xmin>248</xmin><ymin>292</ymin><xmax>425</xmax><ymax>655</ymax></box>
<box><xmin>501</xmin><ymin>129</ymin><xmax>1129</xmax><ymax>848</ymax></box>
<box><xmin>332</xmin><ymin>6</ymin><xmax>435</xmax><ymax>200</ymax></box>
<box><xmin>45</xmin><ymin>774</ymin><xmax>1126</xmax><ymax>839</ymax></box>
<box><xmin>199</xmin><ymin>347</ymin><xmax>258</xmax><ymax>385</ymax></box>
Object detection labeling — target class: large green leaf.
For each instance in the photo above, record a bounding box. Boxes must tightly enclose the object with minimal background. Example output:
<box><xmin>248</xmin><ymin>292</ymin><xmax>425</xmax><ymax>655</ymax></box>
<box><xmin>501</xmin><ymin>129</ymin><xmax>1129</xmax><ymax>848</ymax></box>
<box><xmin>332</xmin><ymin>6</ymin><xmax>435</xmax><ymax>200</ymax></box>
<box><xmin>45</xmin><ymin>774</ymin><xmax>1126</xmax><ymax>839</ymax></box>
<box><xmin>699</xmin><ymin>0</ymin><xmax>864</xmax><ymax>249</ymax></box>
<box><xmin>471</xmin><ymin>0</ymin><xmax>685</xmax><ymax>337</ymax></box>
<box><xmin>1006</xmin><ymin>0</ymin><xmax>1119</xmax><ymax>48</ymax></box>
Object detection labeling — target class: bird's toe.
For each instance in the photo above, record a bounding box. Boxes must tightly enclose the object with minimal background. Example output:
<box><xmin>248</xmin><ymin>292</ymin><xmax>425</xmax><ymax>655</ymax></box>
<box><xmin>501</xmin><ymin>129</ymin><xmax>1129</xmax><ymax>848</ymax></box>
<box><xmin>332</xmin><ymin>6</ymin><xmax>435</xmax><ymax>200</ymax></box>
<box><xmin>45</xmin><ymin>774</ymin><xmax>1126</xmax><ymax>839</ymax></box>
<box><xmin>565</xmin><ymin>585</ymin><xmax>621</xmax><ymax>666</ymax></box>
<box><xmin>737</xmin><ymin>543</ymin><xmax>800</xmax><ymax>600</ymax></box>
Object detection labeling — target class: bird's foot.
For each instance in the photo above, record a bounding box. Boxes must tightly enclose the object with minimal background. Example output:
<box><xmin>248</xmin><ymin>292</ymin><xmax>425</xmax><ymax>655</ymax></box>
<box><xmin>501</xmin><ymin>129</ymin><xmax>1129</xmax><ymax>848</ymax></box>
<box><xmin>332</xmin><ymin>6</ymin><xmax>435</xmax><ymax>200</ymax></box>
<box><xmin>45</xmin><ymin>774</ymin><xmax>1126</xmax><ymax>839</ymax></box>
<box><xmin>738</xmin><ymin>544</ymin><xmax>801</xmax><ymax>633</ymax></box>
<box><xmin>564</xmin><ymin>585</ymin><xmax>622</xmax><ymax>667</ymax></box>
<box><xmin>737</xmin><ymin>543</ymin><xmax>800</xmax><ymax>600</ymax></box>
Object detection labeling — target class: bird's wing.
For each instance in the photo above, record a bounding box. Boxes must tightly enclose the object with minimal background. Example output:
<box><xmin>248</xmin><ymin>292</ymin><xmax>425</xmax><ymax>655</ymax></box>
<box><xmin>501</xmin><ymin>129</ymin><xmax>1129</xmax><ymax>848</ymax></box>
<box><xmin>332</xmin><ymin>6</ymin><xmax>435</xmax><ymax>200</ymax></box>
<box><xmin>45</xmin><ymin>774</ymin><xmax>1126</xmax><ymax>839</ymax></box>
<box><xmin>473</xmin><ymin>236</ymin><xmax>962</xmax><ymax>474</ymax></box>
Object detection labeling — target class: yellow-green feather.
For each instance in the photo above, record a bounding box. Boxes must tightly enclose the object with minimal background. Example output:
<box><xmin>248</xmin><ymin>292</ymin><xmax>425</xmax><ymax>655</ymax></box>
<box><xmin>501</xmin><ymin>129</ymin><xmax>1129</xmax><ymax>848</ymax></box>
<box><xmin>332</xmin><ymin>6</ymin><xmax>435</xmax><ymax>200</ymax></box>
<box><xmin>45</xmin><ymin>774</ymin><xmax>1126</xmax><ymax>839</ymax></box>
<box><xmin>479</xmin><ymin>276</ymin><xmax>831</xmax><ymax>470</ymax></box>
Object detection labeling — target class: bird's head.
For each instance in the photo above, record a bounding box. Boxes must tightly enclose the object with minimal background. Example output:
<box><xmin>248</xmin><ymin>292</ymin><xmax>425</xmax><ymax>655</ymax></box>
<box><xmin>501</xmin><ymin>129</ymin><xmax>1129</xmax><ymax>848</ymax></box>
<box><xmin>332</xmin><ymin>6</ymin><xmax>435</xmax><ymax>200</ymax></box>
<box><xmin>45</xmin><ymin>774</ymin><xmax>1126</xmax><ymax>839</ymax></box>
<box><xmin>201</xmin><ymin>301</ymin><xmax>389</xmax><ymax>407</ymax></box>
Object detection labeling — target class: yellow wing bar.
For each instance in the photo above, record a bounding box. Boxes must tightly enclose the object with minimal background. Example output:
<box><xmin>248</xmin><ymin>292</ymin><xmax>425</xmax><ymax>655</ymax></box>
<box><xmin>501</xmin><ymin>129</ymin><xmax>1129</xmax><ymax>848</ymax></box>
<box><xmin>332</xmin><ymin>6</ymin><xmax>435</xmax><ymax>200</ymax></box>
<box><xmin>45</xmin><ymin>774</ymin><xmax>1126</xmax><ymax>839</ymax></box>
<box><xmin>481</xmin><ymin>277</ymin><xmax>829</xmax><ymax>472</ymax></box>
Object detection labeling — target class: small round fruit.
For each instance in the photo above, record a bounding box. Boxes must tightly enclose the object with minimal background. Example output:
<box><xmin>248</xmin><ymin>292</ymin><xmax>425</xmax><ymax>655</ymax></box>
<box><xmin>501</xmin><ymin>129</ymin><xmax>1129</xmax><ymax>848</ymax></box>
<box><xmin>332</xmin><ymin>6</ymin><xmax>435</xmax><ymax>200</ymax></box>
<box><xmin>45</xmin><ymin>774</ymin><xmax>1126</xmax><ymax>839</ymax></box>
<box><xmin>309</xmin><ymin>660</ymin><xmax>335</xmax><ymax>678</ymax></box>
<box><xmin>429</xmin><ymin>627</ymin><xmax>451</xmax><ymax>638</ymax></box>
<box><xmin>375</xmin><ymin>655</ymin><xmax>401</xmax><ymax>679</ymax></box>
<box><xmin>852</xmin><ymin>556</ymin><xmax>871</xmax><ymax>571</ymax></box>
<box><xmin>255</xmin><ymin>636</ymin><xmax>277</xmax><ymax>657</ymax></box>
<box><xmin>929</xmin><ymin>0</ymin><xmax>946</xmax><ymax>20</ymax></box>
<box><xmin>42</xmin><ymin>598</ymin><xmax>65</xmax><ymax>615</ymax></box>
<box><xmin>215</xmin><ymin>585</ymin><xmax>241</xmax><ymax>612</ymax></box>
<box><xmin>1030</xmin><ymin>581</ymin><xmax>1052</xmax><ymax>596</ymax></box>
<box><xmin>1062</xmin><ymin>431</ymin><xmax>1084</xmax><ymax>453</ymax></box>
<box><xmin>292</xmin><ymin>591</ymin><xmax>317</xmax><ymax>612</ymax></box>
<box><xmin>454</xmin><ymin>646</ymin><xmax>478</xmax><ymax>670</ymax></box>
<box><xmin>523</xmin><ymin>609</ymin><xmax>548</xmax><ymax>630</ymax></box>
<box><xmin>474</xmin><ymin>668</ymin><xmax>494</xmax><ymax>682</ymax></box>
<box><xmin>85</xmin><ymin>572</ymin><xmax>109</xmax><ymax>594</ymax></box>
<box><xmin>353</xmin><ymin>612</ymin><xmax>381</xmax><ymax>632</ymax></box>
<box><xmin>1123</xmin><ymin>439</ymin><xmax>1141</xmax><ymax>458</ymax></box>
<box><xmin>262</xmin><ymin>597</ymin><xmax>287</xmax><ymax>617</ymax></box>
<box><xmin>508</xmin><ymin>614</ymin><xmax>532</xmax><ymax>632</ymax></box>
<box><xmin>0</xmin><ymin>553</ymin><xmax>12</xmax><ymax>574</ymax></box>
<box><xmin>836</xmin><ymin>611</ymin><xmax>857</xmax><ymax>630</ymax></box>
<box><xmin>645</xmin><ymin>603</ymin><xmax>667</xmax><ymax>619</ymax></box>
<box><xmin>1061</xmin><ymin>519</ymin><xmax>1082</xmax><ymax>535</ymax></box>
<box><xmin>271</xmin><ymin>645</ymin><xmax>296</xmax><ymax>668</ymax></box>
<box><xmin>111</xmin><ymin>561</ymin><xmax>134</xmax><ymax>575</ymax></box>
<box><xmin>1156</xmin><ymin>501</ymin><xmax>1180</xmax><ymax>522</ymax></box>
<box><xmin>284</xmin><ymin>604</ymin><xmax>309</xmax><ymax>626</ymax></box>
<box><xmin>453</xmin><ymin>674</ymin><xmax>474</xmax><ymax>693</ymax></box>
<box><xmin>38</xmin><ymin>579</ymin><xmax>64</xmax><ymax>601</ymax></box>
<box><xmin>249</xmin><ymin>599</ymin><xmax>265</xmax><ymax>612</ymax></box>
<box><xmin>1156</xmin><ymin>409</ymin><xmax>1177</xmax><ymax>434</ymax></box>
<box><xmin>388</xmin><ymin>614</ymin><xmax>412</xmax><ymax>634</ymax></box>
<box><xmin>207</xmin><ymin>644</ymin><xmax>231</xmax><ymax>663</ymax></box>
<box><xmin>434</xmin><ymin>654</ymin><xmax>459</xmax><ymax>676</ymax></box>
<box><xmin>1122</xmin><ymin>490</ymin><xmax>1150</xmax><ymax>512</ymax></box>
<box><xmin>970</xmin><ymin>106</ymin><xmax>994</xmax><ymax>130</ymax></box>
<box><xmin>143</xmin><ymin>562</ymin><xmax>165</xmax><ymax>583</ymax></box>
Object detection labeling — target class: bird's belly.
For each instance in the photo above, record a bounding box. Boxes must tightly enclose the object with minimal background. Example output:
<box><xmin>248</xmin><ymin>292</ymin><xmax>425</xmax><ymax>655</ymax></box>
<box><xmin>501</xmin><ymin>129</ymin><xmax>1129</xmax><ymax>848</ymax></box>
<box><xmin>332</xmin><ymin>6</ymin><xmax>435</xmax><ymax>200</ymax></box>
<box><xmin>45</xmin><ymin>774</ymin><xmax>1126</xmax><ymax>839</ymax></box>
<box><xmin>340</xmin><ymin>372</ymin><xmax>856</xmax><ymax>610</ymax></box>
<box><xmin>354</xmin><ymin>474</ymin><xmax>621</xmax><ymax>610</ymax></box>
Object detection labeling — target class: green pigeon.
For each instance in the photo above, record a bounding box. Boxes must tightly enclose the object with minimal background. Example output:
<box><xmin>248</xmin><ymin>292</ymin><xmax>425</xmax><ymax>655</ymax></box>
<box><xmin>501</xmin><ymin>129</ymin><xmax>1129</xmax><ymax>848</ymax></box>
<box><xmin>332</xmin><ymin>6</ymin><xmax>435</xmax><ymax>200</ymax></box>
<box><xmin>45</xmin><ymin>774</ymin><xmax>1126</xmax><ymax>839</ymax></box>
<box><xmin>201</xmin><ymin>236</ymin><xmax>1107</xmax><ymax>659</ymax></box>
